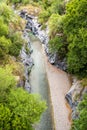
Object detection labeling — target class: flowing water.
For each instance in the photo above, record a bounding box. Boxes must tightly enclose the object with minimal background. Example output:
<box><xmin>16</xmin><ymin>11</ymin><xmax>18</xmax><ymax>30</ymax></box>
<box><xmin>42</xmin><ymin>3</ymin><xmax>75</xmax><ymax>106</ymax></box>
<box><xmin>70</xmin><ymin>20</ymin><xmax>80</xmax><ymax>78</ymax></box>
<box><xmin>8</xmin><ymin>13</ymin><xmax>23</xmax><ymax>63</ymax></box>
<box><xmin>29</xmin><ymin>34</ymin><xmax>54</xmax><ymax>130</ymax></box>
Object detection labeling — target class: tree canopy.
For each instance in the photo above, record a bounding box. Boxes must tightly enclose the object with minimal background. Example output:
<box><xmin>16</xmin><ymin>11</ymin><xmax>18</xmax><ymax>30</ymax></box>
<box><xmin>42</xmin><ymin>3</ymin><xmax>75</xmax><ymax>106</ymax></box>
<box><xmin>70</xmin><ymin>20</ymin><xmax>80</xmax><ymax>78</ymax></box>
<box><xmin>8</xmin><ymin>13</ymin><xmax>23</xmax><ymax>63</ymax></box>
<box><xmin>0</xmin><ymin>67</ymin><xmax>47</xmax><ymax>130</ymax></box>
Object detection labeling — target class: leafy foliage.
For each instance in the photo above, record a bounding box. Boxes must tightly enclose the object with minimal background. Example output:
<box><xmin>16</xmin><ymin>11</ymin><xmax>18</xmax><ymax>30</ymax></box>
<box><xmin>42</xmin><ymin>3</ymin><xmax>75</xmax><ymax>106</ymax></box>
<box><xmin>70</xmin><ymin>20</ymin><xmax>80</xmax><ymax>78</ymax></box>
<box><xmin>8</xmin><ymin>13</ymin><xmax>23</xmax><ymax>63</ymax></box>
<box><xmin>0</xmin><ymin>3</ymin><xmax>13</xmax><ymax>23</ymax></box>
<box><xmin>0</xmin><ymin>17</ymin><xmax>8</xmax><ymax>36</ymax></box>
<box><xmin>71</xmin><ymin>94</ymin><xmax>87</xmax><ymax>130</ymax></box>
<box><xmin>0</xmin><ymin>36</ymin><xmax>12</xmax><ymax>58</ymax></box>
<box><xmin>0</xmin><ymin>104</ymin><xmax>11</xmax><ymax>129</ymax></box>
<box><xmin>63</xmin><ymin>0</ymin><xmax>87</xmax><ymax>76</ymax></box>
<box><xmin>48</xmin><ymin>14</ymin><xmax>64</xmax><ymax>37</ymax></box>
<box><xmin>0</xmin><ymin>67</ymin><xmax>16</xmax><ymax>103</ymax></box>
<box><xmin>0</xmin><ymin>67</ymin><xmax>47</xmax><ymax>130</ymax></box>
<box><xmin>7</xmin><ymin>88</ymin><xmax>46</xmax><ymax>130</ymax></box>
<box><xmin>9</xmin><ymin>32</ymin><xmax>23</xmax><ymax>57</ymax></box>
<box><xmin>49</xmin><ymin>36</ymin><xmax>67</xmax><ymax>59</ymax></box>
<box><xmin>0</xmin><ymin>3</ymin><xmax>25</xmax><ymax>59</ymax></box>
<box><xmin>49</xmin><ymin>0</ymin><xmax>65</xmax><ymax>15</ymax></box>
<box><xmin>38</xmin><ymin>10</ymin><xmax>51</xmax><ymax>24</ymax></box>
<box><xmin>9</xmin><ymin>0</ymin><xmax>30</xmax><ymax>4</ymax></box>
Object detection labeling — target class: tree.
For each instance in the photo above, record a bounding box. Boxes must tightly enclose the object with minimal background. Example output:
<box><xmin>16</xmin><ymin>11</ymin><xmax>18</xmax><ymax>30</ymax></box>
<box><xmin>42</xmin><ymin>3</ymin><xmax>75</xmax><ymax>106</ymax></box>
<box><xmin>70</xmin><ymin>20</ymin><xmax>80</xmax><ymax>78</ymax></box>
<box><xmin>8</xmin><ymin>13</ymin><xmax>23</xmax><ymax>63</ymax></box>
<box><xmin>63</xmin><ymin>0</ymin><xmax>87</xmax><ymax>76</ymax></box>
<box><xmin>0</xmin><ymin>67</ymin><xmax>47</xmax><ymax>130</ymax></box>
<box><xmin>7</xmin><ymin>88</ymin><xmax>46</xmax><ymax>130</ymax></box>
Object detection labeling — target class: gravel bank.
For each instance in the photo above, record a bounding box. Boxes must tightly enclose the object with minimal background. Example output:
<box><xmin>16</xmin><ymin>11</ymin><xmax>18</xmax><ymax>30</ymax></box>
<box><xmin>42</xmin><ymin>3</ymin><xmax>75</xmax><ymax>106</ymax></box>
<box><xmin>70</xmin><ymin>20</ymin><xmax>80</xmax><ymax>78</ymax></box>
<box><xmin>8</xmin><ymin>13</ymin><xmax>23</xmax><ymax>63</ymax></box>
<box><xmin>44</xmin><ymin>52</ymin><xmax>71</xmax><ymax>130</ymax></box>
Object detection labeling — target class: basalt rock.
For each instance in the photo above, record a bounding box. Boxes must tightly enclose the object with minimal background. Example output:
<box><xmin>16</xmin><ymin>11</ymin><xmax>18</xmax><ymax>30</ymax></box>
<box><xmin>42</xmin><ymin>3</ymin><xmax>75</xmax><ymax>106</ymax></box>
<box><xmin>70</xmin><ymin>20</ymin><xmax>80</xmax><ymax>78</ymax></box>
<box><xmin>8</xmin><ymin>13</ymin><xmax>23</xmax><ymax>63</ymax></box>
<box><xmin>20</xmin><ymin>29</ymin><xmax>34</xmax><ymax>92</ymax></box>
<box><xmin>20</xmin><ymin>10</ymin><xmax>67</xmax><ymax>70</ymax></box>
<box><xmin>24</xmin><ymin>80</ymin><xmax>31</xmax><ymax>92</ymax></box>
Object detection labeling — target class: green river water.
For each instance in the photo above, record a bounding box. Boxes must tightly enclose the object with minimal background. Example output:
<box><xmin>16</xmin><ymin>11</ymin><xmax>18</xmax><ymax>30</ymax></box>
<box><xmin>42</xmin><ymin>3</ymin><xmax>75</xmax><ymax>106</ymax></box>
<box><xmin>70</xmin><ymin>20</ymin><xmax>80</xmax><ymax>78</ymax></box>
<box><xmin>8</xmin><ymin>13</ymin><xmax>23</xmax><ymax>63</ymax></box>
<box><xmin>29</xmin><ymin>35</ymin><xmax>54</xmax><ymax>130</ymax></box>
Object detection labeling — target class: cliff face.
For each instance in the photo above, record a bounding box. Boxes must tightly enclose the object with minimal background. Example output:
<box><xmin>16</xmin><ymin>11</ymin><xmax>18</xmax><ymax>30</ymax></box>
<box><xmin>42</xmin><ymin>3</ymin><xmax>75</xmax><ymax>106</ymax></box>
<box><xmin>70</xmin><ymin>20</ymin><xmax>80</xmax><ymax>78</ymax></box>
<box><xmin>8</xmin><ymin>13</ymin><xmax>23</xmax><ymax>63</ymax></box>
<box><xmin>65</xmin><ymin>77</ymin><xmax>87</xmax><ymax>119</ymax></box>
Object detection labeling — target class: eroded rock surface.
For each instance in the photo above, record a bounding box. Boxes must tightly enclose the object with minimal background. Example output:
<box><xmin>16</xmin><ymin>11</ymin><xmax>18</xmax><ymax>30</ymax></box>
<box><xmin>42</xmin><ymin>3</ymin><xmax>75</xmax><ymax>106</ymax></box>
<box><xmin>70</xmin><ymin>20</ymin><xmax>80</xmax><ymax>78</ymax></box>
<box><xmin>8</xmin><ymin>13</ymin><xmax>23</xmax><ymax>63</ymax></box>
<box><xmin>20</xmin><ymin>10</ymin><xmax>67</xmax><ymax>70</ymax></box>
<box><xmin>65</xmin><ymin>77</ymin><xmax>87</xmax><ymax>119</ymax></box>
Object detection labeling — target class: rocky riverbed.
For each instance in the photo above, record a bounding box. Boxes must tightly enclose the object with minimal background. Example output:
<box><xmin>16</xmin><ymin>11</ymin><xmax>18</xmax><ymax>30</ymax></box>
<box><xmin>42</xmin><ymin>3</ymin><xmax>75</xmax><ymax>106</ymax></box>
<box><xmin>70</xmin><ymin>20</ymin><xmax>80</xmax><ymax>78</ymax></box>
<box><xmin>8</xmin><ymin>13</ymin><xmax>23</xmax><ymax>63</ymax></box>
<box><xmin>19</xmin><ymin>8</ymin><xmax>87</xmax><ymax>128</ymax></box>
<box><xmin>20</xmin><ymin>29</ymin><xmax>34</xmax><ymax>92</ymax></box>
<box><xmin>19</xmin><ymin>9</ymin><xmax>71</xmax><ymax>130</ymax></box>
<box><xmin>19</xmin><ymin>9</ymin><xmax>67</xmax><ymax>70</ymax></box>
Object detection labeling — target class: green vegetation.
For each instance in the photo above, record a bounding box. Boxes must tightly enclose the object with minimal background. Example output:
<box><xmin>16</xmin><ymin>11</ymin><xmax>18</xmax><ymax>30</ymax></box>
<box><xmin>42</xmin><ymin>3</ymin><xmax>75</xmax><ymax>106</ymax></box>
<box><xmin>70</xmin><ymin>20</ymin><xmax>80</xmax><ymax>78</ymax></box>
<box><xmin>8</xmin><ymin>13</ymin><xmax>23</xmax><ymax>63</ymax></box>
<box><xmin>0</xmin><ymin>3</ymin><xmax>24</xmax><ymax>59</ymax></box>
<box><xmin>38</xmin><ymin>1</ymin><xmax>87</xmax><ymax>129</ymax></box>
<box><xmin>0</xmin><ymin>67</ymin><xmax>46</xmax><ymax>130</ymax></box>
<box><xmin>49</xmin><ymin>36</ymin><xmax>67</xmax><ymax>59</ymax></box>
<box><xmin>0</xmin><ymin>2</ymin><xmax>47</xmax><ymax>130</ymax></box>
<box><xmin>9</xmin><ymin>32</ymin><xmax>23</xmax><ymax>57</ymax></box>
<box><xmin>71</xmin><ymin>94</ymin><xmax>87</xmax><ymax>130</ymax></box>
<box><xmin>0</xmin><ymin>0</ymin><xmax>87</xmax><ymax>130</ymax></box>
<box><xmin>38</xmin><ymin>0</ymin><xmax>65</xmax><ymax>26</ymax></box>
<box><xmin>39</xmin><ymin>0</ymin><xmax>87</xmax><ymax>77</ymax></box>
<box><xmin>64</xmin><ymin>0</ymin><xmax>87</xmax><ymax>76</ymax></box>
<box><xmin>8</xmin><ymin>0</ymin><xmax>30</xmax><ymax>5</ymax></box>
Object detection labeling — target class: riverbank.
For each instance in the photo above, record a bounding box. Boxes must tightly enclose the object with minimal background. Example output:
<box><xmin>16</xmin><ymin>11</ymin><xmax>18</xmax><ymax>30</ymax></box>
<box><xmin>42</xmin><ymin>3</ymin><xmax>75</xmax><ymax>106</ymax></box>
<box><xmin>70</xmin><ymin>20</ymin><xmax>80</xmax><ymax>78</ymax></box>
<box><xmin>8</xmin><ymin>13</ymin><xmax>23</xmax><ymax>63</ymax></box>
<box><xmin>43</xmin><ymin>48</ymin><xmax>72</xmax><ymax>130</ymax></box>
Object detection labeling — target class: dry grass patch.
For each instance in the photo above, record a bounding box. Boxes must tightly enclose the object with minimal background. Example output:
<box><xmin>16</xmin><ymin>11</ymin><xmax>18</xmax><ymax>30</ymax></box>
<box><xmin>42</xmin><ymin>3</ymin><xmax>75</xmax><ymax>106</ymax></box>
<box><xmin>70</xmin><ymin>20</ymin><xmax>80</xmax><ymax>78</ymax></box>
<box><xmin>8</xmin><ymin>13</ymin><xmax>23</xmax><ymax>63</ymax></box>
<box><xmin>20</xmin><ymin>4</ymin><xmax>41</xmax><ymax>16</ymax></box>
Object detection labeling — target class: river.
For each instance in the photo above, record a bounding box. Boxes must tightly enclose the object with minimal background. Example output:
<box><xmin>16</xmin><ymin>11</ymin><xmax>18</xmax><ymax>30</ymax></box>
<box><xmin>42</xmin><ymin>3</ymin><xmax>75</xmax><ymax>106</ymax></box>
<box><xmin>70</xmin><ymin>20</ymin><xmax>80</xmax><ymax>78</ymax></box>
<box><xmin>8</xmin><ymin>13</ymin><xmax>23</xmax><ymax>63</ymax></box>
<box><xmin>29</xmin><ymin>33</ymin><xmax>71</xmax><ymax>130</ymax></box>
<box><xmin>29</xmin><ymin>34</ymin><xmax>54</xmax><ymax>130</ymax></box>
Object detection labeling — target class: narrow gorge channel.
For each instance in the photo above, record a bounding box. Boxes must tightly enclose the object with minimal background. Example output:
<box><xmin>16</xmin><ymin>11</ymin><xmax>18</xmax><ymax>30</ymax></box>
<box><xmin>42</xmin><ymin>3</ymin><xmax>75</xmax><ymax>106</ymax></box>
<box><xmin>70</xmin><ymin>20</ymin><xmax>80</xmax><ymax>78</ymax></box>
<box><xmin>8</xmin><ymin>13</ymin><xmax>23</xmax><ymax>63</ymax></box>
<box><xmin>29</xmin><ymin>34</ymin><xmax>54</xmax><ymax>130</ymax></box>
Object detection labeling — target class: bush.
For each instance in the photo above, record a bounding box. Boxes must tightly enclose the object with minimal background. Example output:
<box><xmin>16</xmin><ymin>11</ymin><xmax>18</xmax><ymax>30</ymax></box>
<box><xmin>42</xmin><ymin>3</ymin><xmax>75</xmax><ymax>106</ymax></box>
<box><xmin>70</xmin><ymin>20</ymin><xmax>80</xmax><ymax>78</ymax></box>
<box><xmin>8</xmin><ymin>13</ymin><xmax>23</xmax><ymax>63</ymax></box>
<box><xmin>0</xmin><ymin>36</ymin><xmax>12</xmax><ymax>58</ymax></box>
<box><xmin>0</xmin><ymin>3</ymin><xmax>13</xmax><ymax>23</ymax></box>
<box><xmin>22</xmin><ymin>0</ymin><xmax>30</xmax><ymax>4</ymax></box>
<box><xmin>0</xmin><ymin>17</ymin><xmax>9</xmax><ymax>36</ymax></box>
<box><xmin>9</xmin><ymin>0</ymin><xmax>29</xmax><ymax>4</ymax></box>
<box><xmin>7</xmin><ymin>88</ymin><xmax>46</xmax><ymax>130</ymax></box>
<box><xmin>38</xmin><ymin>10</ymin><xmax>51</xmax><ymax>24</ymax></box>
<box><xmin>49</xmin><ymin>0</ymin><xmax>65</xmax><ymax>15</ymax></box>
<box><xmin>63</xmin><ymin>0</ymin><xmax>87</xmax><ymax>76</ymax></box>
<box><xmin>9</xmin><ymin>32</ymin><xmax>23</xmax><ymax>57</ymax></box>
<box><xmin>0</xmin><ymin>66</ymin><xmax>16</xmax><ymax>103</ymax></box>
<box><xmin>0</xmin><ymin>67</ymin><xmax>47</xmax><ymax>130</ymax></box>
<box><xmin>0</xmin><ymin>104</ymin><xmax>11</xmax><ymax>129</ymax></box>
<box><xmin>48</xmin><ymin>14</ymin><xmax>64</xmax><ymax>38</ymax></box>
<box><xmin>49</xmin><ymin>36</ymin><xmax>67</xmax><ymax>59</ymax></box>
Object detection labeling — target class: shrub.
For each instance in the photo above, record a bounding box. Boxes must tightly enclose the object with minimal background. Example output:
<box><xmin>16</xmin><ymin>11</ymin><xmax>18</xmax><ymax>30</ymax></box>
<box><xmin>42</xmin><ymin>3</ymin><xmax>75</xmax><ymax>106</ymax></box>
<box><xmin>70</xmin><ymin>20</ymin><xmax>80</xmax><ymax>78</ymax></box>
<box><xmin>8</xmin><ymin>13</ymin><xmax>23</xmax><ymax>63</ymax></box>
<box><xmin>49</xmin><ymin>36</ymin><xmax>67</xmax><ymax>59</ymax></box>
<box><xmin>0</xmin><ymin>104</ymin><xmax>11</xmax><ymax>129</ymax></box>
<box><xmin>48</xmin><ymin>14</ymin><xmax>64</xmax><ymax>38</ymax></box>
<box><xmin>63</xmin><ymin>0</ymin><xmax>87</xmax><ymax>76</ymax></box>
<box><xmin>0</xmin><ymin>67</ymin><xmax>47</xmax><ymax>130</ymax></box>
<box><xmin>0</xmin><ymin>3</ymin><xmax>13</xmax><ymax>23</ymax></box>
<box><xmin>0</xmin><ymin>17</ymin><xmax>8</xmax><ymax>36</ymax></box>
<box><xmin>9</xmin><ymin>32</ymin><xmax>23</xmax><ymax>57</ymax></box>
<box><xmin>38</xmin><ymin>10</ymin><xmax>51</xmax><ymax>24</ymax></box>
<box><xmin>0</xmin><ymin>66</ymin><xmax>16</xmax><ymax>103</ymax></box>
<box><xmin>0</xmin><ymin>36</ymin><xmax>12</xmax><ymax>58</ymax></box>
<box><xmin>7</xmin><ymin>88</ymin><xmax>46</xmax><ymax>130</ymax></box>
